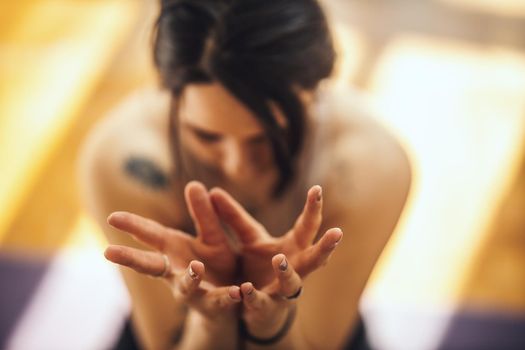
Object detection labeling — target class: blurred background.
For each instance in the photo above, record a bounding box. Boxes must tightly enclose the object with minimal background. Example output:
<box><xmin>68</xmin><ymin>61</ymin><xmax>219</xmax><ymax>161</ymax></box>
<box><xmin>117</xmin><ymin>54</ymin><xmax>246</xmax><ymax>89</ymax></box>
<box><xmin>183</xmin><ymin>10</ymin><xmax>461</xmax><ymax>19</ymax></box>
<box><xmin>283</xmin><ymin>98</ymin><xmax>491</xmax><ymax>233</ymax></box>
<box><xmin>1</xmin><ymin>0</ymin><xmax>524</xmax><ymax>349</ymax></box>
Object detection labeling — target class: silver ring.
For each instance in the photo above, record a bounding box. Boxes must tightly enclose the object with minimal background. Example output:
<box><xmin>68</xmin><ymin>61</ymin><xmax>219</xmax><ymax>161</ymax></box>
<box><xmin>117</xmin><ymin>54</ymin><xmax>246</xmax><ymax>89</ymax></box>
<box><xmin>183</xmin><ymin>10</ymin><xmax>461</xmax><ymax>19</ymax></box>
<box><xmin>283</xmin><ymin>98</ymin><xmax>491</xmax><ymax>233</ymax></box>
<box><xmin>159</xmin><ymin>254</ymin><xmax>171</xmax><ymax>278</ymax></box>
<box><xmin>284</xmin><ymin>286</ymin><xmax>303</xmax><ymax>300</ymax></box>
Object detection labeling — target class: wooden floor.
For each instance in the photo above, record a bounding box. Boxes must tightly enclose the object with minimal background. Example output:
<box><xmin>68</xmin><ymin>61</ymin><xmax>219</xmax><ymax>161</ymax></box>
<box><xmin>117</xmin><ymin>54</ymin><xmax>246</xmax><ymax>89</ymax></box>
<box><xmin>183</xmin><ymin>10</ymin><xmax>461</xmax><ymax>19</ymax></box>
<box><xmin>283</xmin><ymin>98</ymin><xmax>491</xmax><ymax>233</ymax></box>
<box><xmin>1</xmin><ymin>0</ymin><xmax>524</xmax><ymax>317</ymax></box>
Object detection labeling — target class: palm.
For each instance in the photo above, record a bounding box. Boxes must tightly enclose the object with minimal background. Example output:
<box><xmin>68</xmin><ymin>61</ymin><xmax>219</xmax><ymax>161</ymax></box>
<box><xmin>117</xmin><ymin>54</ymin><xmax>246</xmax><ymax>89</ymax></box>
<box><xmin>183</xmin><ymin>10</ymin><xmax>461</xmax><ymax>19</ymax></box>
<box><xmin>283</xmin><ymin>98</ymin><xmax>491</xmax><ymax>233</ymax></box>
<box><xmin>105</xmin><ymin>182</ymin><xmax>238</xmax><ymax>286</ymax></box>
<box><xmin>240</xmin><ymin>232</ymin><xmax>309</xmax><ymax>287</ymax></box>
<box><xmin>165</xmin><ymin>232</ymin><xmax>237</xmax><ymax>285</ymax></box>
<box><xmin>211</xmin><ymin>186</ymin><xmax>333</xmax><ymax>289</ymax></box>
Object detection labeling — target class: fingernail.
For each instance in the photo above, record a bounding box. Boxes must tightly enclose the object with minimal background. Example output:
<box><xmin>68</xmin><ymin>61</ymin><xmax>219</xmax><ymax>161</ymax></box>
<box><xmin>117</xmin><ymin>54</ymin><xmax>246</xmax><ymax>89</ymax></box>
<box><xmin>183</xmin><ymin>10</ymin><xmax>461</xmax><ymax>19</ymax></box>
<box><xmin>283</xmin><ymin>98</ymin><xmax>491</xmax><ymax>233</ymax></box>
<box><xmin>230</xmin><ymin>287</ymin><xmax>242</xmax><ymax>300</ymax></box>
<box><xmin>246</xmin><ymin>285</ymin><xmax>254</xmax><ymax>295</ymax></box>
<box><xmin>188</xmin><ymin>265</ymin><xmax>198</xmax><ymax>279</ymax></box>
<box><xmin>316</xmin><ymin>186</ymin><xmax>322</xmax><ymax>202</ymax></box>
<box><xmin>332</xmin><ymin>231</ymin><xmax>343</xmax><ymax>248</ymax></box>
<box><xmin>279</xmin><ymin>257</ymin><xmax>288</xmax><ymax>271</ymax></box>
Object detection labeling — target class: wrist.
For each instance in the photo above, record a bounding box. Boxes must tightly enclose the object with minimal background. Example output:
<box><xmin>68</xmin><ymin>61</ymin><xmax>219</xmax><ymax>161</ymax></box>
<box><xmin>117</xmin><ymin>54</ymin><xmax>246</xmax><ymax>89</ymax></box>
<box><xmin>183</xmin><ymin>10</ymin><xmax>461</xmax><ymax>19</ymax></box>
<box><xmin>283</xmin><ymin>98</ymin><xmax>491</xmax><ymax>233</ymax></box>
<box><xmin>245</xmin><ymin>306</ymin><xmax>288</xmax><ymax>338</ymax></box>
<box><xmin>177</xmin><ymin>308</ymin><xmax>238</xmax><ymax>350</ymax></box>
<box><xmin>240</xmin><ymin>304</ymin><xmax>297</xmax><ymax>345</ymax></box>
<box><xmin>192</xmin><ymin>308</ymin><xmax>237</xmax><ymax>333</ymax></box>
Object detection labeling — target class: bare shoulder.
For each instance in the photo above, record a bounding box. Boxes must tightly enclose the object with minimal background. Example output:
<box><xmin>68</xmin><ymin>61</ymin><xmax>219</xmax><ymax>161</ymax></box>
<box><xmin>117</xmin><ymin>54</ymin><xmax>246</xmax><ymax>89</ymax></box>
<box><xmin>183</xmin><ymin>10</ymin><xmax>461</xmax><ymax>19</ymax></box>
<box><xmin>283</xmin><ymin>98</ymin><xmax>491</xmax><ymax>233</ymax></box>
<box><xmin>77</xmin><ymin>87</ymin><xmax>183</xmax><ymax>230</ymax></box>
<box><xmin>299</xmin><ymin>86</ymin><xmax>412</xmax><ymax>348</ymax></box>
<box><xmin>77</xmin><ymin>88</ymin><xmax>188</xmax><ymax>349</ymax></box>
<box><xmin>313</xmin><ymin>85</ymin><xmax>412</xmax><ymax>220</ymax></box>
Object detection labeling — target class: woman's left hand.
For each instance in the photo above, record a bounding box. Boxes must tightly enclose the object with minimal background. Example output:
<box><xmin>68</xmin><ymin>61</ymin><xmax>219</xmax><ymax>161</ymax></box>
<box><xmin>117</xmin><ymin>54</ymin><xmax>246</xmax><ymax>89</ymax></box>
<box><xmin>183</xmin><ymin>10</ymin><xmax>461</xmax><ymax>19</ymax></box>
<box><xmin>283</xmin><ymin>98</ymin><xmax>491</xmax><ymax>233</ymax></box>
<box><xmin>209</xmin><ymin>185</ymin><xmax>343</xmax><ymax>288</ymax></box>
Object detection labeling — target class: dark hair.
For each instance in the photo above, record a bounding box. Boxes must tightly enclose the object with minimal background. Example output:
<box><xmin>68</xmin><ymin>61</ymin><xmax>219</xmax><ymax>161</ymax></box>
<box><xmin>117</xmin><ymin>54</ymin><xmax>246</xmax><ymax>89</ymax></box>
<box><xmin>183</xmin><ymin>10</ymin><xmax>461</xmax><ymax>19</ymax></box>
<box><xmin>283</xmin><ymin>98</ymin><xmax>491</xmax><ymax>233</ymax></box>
<box><xmin>153</xmin><ymin>0</ymin><xmax>335</xmax><ymax>195</ymax></box>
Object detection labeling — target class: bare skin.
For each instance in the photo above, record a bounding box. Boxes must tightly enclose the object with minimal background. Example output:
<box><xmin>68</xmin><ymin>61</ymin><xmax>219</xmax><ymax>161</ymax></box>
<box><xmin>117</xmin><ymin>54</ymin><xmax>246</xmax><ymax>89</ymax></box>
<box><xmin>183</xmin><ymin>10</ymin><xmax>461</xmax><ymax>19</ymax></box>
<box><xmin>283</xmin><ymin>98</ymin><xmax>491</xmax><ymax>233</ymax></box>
<box><xmin>78</xmin><ymin>83</ymin><xmax>411</xmax><ymax>349</ymax></box>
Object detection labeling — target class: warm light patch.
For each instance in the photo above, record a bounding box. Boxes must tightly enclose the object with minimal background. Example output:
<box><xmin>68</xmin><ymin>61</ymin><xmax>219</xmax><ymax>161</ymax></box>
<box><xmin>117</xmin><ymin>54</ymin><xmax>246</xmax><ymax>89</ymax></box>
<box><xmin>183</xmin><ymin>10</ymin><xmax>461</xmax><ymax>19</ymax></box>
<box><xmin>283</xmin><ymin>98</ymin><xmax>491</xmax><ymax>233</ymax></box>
<box><xmin>364</xmin><ymin>34</ymin><xmax>525</xmax><ymax>306</ymax></box>
<box><xmin>439</xmin><ymin>0</ymin><xmax>525</xmax><ymax>17</ymax></box>
<box><xmin>0</xmin><ymin>1</ymin><xmax>139</xmax><ymax>243</ymax></box>
<box><xmin>330</xmin><ymin>22</ymin><xmax>366</xmax><ymax>87</ymax></box>
<box><xmin>65</xmin><ymin>214</ymin><xmax>107</xmax><ymax>251</ymax></box>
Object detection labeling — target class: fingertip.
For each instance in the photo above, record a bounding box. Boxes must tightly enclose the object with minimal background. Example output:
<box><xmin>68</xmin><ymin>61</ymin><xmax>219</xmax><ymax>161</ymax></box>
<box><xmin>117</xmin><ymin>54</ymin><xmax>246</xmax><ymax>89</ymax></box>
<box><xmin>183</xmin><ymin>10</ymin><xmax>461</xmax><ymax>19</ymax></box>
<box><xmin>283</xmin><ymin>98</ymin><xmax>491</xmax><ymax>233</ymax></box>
<box><xmin>184</xmin><ymin>181</ymin><xmax>206</xmax><ymax>205</ymax></box>
<box><xmin>209</xmin><ymin>187</ymin><xmax>228</xmax><ymax>203</ymax></box>
<box><xmin>107</xmin><ymin>211</ymin><xmax>125</xmax><ymax>225</ymax></box>
<box><xmin>271</xmin><ymin>253</ymin><xmax>288</xmax><ymax>272</ymax></box>
<box><xmin>209</xmin><ymin>186</ymin><xmax>222</xmax><ymax>195</ymax></box>
<box><xmin>104</xmin><ymin>246</ymin><xmax>131</xmax><ymax>266</ymax></box>
<box><xmin>307</xmin><ymin>185</ymin><xmax>322</xmax><ymax>203</ymax></box>
<box><xmin>189</xmin><ymin>260</ymin><xmax>205</xmax><ymax>277</ymax></box>
<box><xmin>240</xmin><ymin>282</ymin><xmax>254</xmax><ymax>297</ymax></box>
<box><xmin>103</xmin><ymin>247</ymin><xmax>113</xmax><ymax>261</ymax></box>
<box><xmin>334</xmin><ymin>227</ymin><xmax>343</xmax><ymax>243</ymax></box>
<box><xmin>313</xmin><ymin>185</ymin><xmax>322</xmax><ymax>199</ymax></box>
<box><xmin>104</xmin><ymin>245</ymin><xmax>119</xmax><ymax>260</ymax></box>
<box><xmin>208</xmin><ymin>187</ymin><xmax>224</xmax><ymax>204</ymax></box>
<box><xmin>187</xmin><ymin>180</ymin><xmax>207</xmax><ymax>193</ymax></box>
<box><xmin>187</xmin><ymin>180</ymin><xmax>205</xmax><ymax>189</ymax></box>
<box><xmin>229</xmin><ymin>286</ymin><xmax>242</xmax><ymax>301</ymax></box>
<box><xmin>272</xmin><ymin>253</ymin><xmax>285</xmax><ymax>265</ymax></box>
<box><xmin>332</xmin><ymin>227</ymin><xmax>343</xmax><ymax>240</ymax></box>
<box><xmin>323</xmin><ymin>228</ymin><xmax>343</xmax><ymax>249</ymax></box>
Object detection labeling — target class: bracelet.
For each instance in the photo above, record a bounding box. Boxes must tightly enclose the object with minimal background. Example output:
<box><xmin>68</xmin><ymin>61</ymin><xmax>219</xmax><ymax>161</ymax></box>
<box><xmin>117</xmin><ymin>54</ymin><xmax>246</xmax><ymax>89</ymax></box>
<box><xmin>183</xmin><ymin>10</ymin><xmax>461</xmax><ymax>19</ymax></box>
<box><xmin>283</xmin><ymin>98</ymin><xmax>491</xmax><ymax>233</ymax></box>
<box><xmin>238</xmin><ymin>305</ymin><xmax>297</xmax><ymax>346</ymax></box>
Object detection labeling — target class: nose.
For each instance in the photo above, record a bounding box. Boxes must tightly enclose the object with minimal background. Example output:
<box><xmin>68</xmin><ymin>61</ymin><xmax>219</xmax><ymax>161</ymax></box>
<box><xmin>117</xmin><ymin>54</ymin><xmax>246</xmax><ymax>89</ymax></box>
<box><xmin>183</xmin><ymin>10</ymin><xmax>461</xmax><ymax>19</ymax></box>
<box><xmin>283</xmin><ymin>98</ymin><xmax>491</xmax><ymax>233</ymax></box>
<box><xmin>221</xmin><ymin>140</ymin><xmax>252</xmax><ymax>180</ymax></box>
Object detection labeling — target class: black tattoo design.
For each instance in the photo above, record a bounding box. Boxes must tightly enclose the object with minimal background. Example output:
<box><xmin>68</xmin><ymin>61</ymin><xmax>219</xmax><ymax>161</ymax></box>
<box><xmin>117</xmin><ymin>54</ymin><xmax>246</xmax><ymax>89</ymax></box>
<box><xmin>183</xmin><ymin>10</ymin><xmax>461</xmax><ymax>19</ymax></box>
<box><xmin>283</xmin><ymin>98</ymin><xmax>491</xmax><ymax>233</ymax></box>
<box><xmin>124</xmin><ymin>156</ymin><xmax>169</xmax><ymax>190</ymax></box>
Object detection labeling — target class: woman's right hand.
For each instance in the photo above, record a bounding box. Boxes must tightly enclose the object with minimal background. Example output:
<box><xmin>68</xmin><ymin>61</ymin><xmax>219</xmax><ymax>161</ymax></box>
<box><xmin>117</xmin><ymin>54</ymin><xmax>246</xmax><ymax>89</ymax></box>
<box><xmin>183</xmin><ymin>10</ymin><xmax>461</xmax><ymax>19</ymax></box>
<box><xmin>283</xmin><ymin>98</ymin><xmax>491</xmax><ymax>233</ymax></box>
<box><xmin>103</xmin><ymin>179</ymin><xmax>243</xmax><ymax>336</ymax></box>
<box><xmin>104</xmin><ymin>181</ymin><xmax>238</xmax><ymax>286</ymax></box>
<box><xmin>104</xmin><ymin>249</ymin><xmax>242</xmax><ymax>322</ymax></box>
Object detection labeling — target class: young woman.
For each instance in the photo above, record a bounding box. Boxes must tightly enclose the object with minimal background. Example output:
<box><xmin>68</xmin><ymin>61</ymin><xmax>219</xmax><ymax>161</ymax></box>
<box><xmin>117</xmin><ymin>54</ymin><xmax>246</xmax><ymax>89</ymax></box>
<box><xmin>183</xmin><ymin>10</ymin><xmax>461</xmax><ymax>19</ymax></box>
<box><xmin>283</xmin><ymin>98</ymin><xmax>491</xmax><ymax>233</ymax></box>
<box><xmin>79</xmin><ymin>0</ymin><xmax>411</xmax><ymax>349</ymax></box>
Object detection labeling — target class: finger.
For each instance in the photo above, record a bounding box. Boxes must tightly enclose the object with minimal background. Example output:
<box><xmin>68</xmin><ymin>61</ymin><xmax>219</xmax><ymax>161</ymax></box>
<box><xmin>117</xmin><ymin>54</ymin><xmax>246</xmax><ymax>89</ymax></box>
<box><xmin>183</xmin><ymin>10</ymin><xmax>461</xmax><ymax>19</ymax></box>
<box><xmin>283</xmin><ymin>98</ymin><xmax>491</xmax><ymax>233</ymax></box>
<box><xmin>271</xmin><ymin>254</ymin><xmax>303</xmax><ymax>298</ymax></box>
<box><xmin>292</xmin><ymin>185</ymin><xmax>323</xmax><ymax>246</ymax></box>
<box><xmin>296</xmin><ymin>228</ymin><xmax>343</xmax><ymax>277</ymax></box>
<box><xmin>209</xmin><ymin>187</ymin><xmax>265</xmax><ymax>244</ymax></box>
<box><xmin>197</xmin><ymin>285</ymin><xmax>241</xmax><ymax>313</ymax></box>
<box><xmin>184</xmin><ymin>181</ymin><xmax>226</xmax><ymax>245</ymax></box>
<box><xmin>174</xmin><ymin>263</ymin><xmax>240</xmax><ymax>315</ymax></box>
<box><xmin>228</xmin><ymin>285</ymin><xmax>242</xmax><ymax>301</ymax></box>
<box><xmin>107</xmin><ymin>211</ymin><xmax>173</xmax><ymax>251</ymax></box>
<box><xmin>240</xmin><ymin>282</ymin><xmax>273</xmax><ymax>311</ymax></box>
<box><xmin>175</xmin><ymin>260</ymin><xmax>204</xmax><ymax>298</ymax></box>
<box><xmin>104</xmin><ymin>245</ymin><xmax>171</xmax><ymax>277</ymax></box>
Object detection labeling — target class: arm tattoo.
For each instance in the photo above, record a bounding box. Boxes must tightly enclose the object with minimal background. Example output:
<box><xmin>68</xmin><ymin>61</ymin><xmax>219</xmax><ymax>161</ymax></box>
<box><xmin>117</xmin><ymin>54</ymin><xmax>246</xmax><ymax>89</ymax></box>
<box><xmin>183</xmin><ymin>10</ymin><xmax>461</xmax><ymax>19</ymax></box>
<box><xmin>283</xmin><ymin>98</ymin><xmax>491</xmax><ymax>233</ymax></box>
<box><xmin>124</xmin><ymin>156</ymin><xmax>170</xmax><ymax>190</ymax></box>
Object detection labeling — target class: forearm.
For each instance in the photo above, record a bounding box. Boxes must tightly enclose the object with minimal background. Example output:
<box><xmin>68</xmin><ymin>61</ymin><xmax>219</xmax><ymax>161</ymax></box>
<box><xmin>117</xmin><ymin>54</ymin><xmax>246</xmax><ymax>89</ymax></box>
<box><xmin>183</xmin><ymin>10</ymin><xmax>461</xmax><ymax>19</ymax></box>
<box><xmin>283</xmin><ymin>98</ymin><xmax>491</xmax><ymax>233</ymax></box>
<box><xmin>176</xmin><ymin>309</ymin><xmax>238</xmax><ymax>350</ymax></box>
<box><xmin>122</xmin><ymin>271</ymin><xmax>189</xmax><ymax>350</ymax></box>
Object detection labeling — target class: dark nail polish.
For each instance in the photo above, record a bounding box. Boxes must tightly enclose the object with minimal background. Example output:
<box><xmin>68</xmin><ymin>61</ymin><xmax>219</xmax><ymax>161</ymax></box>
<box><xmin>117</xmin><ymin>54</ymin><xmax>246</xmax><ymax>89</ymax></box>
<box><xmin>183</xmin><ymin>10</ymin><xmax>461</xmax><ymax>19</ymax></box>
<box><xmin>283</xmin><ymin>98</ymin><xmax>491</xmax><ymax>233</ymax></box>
<box><xmin>279</xmin><ymin>257</ymin><xmax>288</xmax><ymax>271</ymax></box>
<box><xmin>188</xmin><ymin>266</ymin><xmax>198</xmax><ymax>279</ymax></box>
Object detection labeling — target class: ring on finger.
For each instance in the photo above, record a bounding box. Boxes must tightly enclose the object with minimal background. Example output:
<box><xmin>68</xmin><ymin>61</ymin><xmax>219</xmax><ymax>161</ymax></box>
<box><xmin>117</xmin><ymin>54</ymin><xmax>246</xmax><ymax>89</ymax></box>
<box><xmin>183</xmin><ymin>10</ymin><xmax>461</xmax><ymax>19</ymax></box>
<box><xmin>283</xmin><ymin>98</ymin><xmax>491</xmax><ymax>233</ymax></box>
<box><xmin>159</xmin><ymin>254</ymin><xmax>171</xmax><ymax>278</ymax></box>
<box><xmin>284</xmin><ymin>286</ymin><xmax>303</xmax><ymax>300</ymax></box>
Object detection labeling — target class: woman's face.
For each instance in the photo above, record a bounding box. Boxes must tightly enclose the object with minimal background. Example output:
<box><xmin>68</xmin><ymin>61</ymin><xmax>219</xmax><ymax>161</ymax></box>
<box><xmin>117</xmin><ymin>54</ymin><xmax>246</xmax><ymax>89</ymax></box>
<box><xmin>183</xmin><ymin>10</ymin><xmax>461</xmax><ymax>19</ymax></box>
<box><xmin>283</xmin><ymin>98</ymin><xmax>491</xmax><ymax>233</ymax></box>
<box><xmin>178</xmin><ymin>82</ymin><xmax>281</xmax><ymax>186</ymax></box>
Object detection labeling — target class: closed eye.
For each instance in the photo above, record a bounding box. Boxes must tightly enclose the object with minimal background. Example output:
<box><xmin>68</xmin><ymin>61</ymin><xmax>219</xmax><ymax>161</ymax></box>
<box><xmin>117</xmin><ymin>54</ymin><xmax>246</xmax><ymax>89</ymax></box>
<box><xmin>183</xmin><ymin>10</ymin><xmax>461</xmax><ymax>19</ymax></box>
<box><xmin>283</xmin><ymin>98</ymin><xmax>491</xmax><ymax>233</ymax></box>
<box><xmin>247</xmin><ymin>133</ymin><xmax>268</xmax><ymax>145</ymax></box>
<box><xmin>191</xmin><ymin>128</ymin><xmax>222</xmax><ymax>143</ymax></box>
